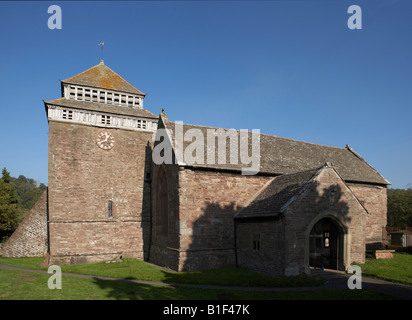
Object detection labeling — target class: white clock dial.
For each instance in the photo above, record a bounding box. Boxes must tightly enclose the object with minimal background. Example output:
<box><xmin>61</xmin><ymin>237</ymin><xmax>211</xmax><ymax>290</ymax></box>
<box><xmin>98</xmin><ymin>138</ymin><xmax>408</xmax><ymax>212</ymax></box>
<box><xmin>96</xmin><ymin>132</ymin><xmax>114</xmax><ymax>150</ymax></box>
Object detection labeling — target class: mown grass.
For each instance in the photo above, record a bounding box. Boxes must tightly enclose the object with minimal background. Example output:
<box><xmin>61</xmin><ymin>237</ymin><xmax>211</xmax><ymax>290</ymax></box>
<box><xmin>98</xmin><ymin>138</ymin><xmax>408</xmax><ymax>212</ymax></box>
<box><xmin>0</xmin><ymin>268</ymin><xmax>397</xmax><ymax>300</ymax></box>
<box><xmin>0</xmin><ymin>255</ymin><xmax>407</xmax><ymax>300</ymax></box>
<box><xmin>0</xmin><ymin>257</ymin><xmax>324</xmax><ymax>288</ymax></box>
<box><xmin>354</xmin><ymin>252</ymin><xmax>412</xmax><ymax>285</ymax></box>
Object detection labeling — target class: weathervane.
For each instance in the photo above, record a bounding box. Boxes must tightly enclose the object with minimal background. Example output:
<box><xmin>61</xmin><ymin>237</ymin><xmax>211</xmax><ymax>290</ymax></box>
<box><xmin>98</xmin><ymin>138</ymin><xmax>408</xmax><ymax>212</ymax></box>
<box><xmin>99</xmin><ymin>42</ymin><xmax>104</xmax><ymax>64</ymax></box>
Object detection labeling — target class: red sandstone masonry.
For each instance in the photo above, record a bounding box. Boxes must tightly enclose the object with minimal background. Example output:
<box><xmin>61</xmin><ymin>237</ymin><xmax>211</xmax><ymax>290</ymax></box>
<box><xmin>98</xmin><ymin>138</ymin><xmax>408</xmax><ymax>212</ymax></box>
<box><xmin>375</xmin><ymin>251</ymin><xmax>393</xmax><ymax>259</ymax></box>
<box><xmin>236</xmin><ymin>220</ymin><xmax>285</xmax><ymax>276</ymax></box>
<box><xmin>348</xmin><ymin>184</ymin><xmax>387</xmax><ymax>249</ymax></box>
<box><xmin>177</xmin><ymin>169</ymin><xmax>272</xmax><ymax>271</ymax></box>
<box><xmin>48</xmin><ymin>121</ymin><xmax>153</xmax><ymax>264</ymax></box>
<box><xmin>149</xmin><ymin>163</ymin><xmax>272</xmax><ymax>271</ymax></box>
<box><xmin>284</xmin><ymin>168</ymin><xmax>367</xmax><ymax>273</ymax></box>
<box><xmin>236</xmin><ymin>167</ymin><xmax>369</xmax><ymax>277</ymax></box>
<box><xmin>149</xmin><ymin>163</ymin><xmax>180</xmax><ymax>270</ymax></box>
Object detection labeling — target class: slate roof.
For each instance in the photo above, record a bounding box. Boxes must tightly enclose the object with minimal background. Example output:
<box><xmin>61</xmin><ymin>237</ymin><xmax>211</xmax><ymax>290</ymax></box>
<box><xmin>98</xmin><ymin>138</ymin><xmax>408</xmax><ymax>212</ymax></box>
<box><xmin>161</xmin><ymin>116</ymin><xmax>389</xmax><ymax>185</ymax></box>
<box><xmin>235</xmin><ymin>168</ymin><xmax>321</xmax><ymax>218</ymax></box>
<box><xmin>44</xmin><ymin>97</ymin><xmax>158</xmax><ymax>119</ymax></box>
<box><xmin>61</xmin><ymin>63</ymin><xmax>145</xmax><ymax>96</ymax></box>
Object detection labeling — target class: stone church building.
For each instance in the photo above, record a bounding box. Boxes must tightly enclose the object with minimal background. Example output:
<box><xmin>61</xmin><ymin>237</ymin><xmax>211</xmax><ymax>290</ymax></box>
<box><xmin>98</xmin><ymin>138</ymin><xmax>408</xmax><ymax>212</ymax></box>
<box><xmin>1</xmin><ymin>61</ymin><xmax>390</xmax><ymax>276</ymax></box>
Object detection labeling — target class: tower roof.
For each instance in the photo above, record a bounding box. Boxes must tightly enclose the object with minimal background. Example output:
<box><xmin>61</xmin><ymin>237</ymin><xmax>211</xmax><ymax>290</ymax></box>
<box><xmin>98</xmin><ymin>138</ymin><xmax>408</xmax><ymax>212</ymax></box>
<box><xmin>61</xmin><ymin>63</ymin><xmax>145</xmax><ymax>96</ymax></box>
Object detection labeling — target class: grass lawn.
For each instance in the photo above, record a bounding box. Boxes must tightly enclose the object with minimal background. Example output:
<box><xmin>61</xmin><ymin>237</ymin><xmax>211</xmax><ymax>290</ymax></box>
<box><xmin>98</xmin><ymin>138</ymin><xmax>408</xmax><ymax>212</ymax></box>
<box><xmin>0</xmin><ymin>256</ymin><xmax>406</xmax><ymax>300</ymax></box>
<box><xmin>0</xmin><ymin>256</ymin><xmax>324</xmax><ymax>288</ymax></box>
<box><xmin>355</xmin><ymin>252</ymin><xmax>412</xmax><ymax>285</ymax></box>
<box><xmin>0</xmin><ymin>268</ymin><xmax>396</xmax><ymax>300</ymax></box>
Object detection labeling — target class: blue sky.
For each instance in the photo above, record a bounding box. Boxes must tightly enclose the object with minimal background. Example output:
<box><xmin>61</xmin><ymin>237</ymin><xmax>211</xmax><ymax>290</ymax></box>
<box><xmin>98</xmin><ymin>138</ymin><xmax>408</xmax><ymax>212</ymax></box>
<box><xmin>0</xmin><ymin>0</ymin><xmax>411</xmax><ymax>188</ymax></box>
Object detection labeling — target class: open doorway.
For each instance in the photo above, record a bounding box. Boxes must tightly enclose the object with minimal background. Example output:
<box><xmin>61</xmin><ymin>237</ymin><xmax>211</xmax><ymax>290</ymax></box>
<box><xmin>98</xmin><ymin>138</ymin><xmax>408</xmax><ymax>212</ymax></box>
<box><xmin>309</xmin><ymin>218</ymin><xmax>344</xmax><ymax>270</ymax></box>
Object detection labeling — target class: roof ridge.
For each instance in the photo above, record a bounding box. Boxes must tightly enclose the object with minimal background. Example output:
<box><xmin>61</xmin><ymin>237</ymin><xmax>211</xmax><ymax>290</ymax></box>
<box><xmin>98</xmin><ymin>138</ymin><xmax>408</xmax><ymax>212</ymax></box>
<box><xmin>260</xmin><ymin>133</ymin><xmax>348</xmax><ymax>150</ymax></box>
<box><xmin>167</xmin><ymin>120</ymin><xmax>348</xmax><ymax>151</ymax></box>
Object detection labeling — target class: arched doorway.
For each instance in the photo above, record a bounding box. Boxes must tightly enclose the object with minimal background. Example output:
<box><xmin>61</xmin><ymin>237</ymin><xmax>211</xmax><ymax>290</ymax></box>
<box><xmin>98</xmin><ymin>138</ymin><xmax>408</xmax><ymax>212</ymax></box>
<box><xmin>309</xmin><ymin>218</ymin><xmax>344</xmax><ymax>270</ymax></box>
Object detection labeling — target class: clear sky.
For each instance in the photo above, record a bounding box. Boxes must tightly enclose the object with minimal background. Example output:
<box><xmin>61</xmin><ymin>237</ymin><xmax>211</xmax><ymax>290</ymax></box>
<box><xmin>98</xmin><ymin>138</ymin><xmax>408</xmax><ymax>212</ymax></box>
<box><xmin>0</xmin><ymin>0</ymin><xmax>411</xmax><ymax>189</ymax></box>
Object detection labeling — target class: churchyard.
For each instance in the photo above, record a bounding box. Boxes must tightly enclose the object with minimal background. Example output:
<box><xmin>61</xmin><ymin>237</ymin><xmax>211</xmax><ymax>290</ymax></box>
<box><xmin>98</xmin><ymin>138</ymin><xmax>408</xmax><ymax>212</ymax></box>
<box><xmin>0</xmin><ymin>253</ymin><xmax>410</xmax><ymax>300</ymax></box>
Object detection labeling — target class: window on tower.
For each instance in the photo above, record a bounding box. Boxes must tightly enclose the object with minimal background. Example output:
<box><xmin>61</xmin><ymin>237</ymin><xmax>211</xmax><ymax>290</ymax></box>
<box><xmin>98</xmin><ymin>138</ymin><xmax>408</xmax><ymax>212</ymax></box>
<box><xmin>137</xmin><ymin>120</ymin><xmax>147</xmax><ymax>129</ymax></box>
<box><xmin>114</xmin><ymin>94</ymin><xmax>120</xmax><ymax>105</ymax></box>
<box><xmin>128</xmin><ymin>97</ymin><xmax>133</xmax><ymax>106</ymax></box>
<box><xmin>77</xmin><ymin>88</ymin><xmax>83</xmax><ymax>100</ymax></box>
<box><xmin>62</xmin><ymin>109</ymin><xmax>73</xmax><ymax>120</ymax></box>
<box><xmin>92</xmin><ymin>90</ymin><xmax>98</xmax><ymax>102</ymax></box>
<box><xmin>69</xmin><ymin>86</ymin><xmax>75</xmax><ymax>99</ymax></box>
<box><xmin>101</xmin><ymin>115</ymin><xmax>111</xmax><ymax>125</ymax></box>
<box><xmin>84</xmin><ymin>89</ymin><xmax>91</xmax><ymax>101</ymax></box>
<box><xmin>99</xmin><ymin>92</ymin><xmax>105</xmax><ymax>103</ymax></box>
<box><xmin>107</xmin><ymin>93</ymin><xmax>113</xmax><ymax>104</ymax></box>
<box><xmin>108</xmin><ymin>201</ymin><xmax>113</xmax><ymax>218</ymax></box>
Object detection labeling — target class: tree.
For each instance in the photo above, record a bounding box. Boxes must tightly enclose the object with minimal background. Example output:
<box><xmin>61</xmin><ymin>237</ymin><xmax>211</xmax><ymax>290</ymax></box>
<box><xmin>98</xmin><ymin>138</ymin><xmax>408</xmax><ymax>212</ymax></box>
<box><xmin>0</xmin><ymin>168</ymin><xmax>21</xmax><ymax>241</ymax></box>
<box><xmin>11</xmin><ymin>174</ymin><xmax>46</xmax><ymax>217</ymax></box>
<box><xmin>387</xmin><ymin>188</ymin><xmax>412</xmax><ymax>228</ymax></box>
<box><xmin>12</xmin><ymin>174</ymin><xmax>45</xmax><ymax>214</ymax></box>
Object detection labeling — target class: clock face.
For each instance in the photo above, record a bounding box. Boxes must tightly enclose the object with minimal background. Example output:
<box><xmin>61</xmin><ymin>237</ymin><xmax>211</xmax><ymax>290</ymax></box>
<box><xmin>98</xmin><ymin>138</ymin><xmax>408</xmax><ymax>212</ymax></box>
<box><xmin>96</xmin><ymin>132</ymin><xmax>114</xmax><ymax>150</ymax></box>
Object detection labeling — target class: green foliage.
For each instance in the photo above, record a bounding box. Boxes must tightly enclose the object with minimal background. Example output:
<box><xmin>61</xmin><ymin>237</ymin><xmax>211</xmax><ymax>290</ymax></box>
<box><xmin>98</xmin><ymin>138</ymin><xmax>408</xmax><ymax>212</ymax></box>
<box><xmin>11</xmin><ymin>174</ymin><xmax>46</xmax><ymax>215</ymax></box>
<box><xmin>0</xmin><ymin>168</ymin><xmax>21</xmax><ymax>241</ymax></box>
<box><xmin>1</xmin><ymin>168</ymin><xmax>11</xmax><ymax>183</ymax></box>
<box><xmin>387</xmin><ymin>188</ymin><xmax>412</xmax><ymax>228</ymax></box>
<box><xmin>0</xmin><ymin>168</ymin><xmax>46</xmax><ymax>242</ymax></box>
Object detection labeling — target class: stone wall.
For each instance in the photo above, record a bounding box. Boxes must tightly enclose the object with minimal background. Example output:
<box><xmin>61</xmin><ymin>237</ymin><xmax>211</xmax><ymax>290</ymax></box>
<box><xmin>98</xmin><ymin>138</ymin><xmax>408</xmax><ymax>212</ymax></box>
<box><xmin>48</xmin><ymin>121</ymin><xmax>153</xmax><ymax>264</ymax></box>
<box><xmin>176</xmin><ymin>168</ymin><xmax>272</xmax><ymax>271</ymax></box>
<box><xmin>149</xmin><ymin>163</ymin><xmax>272</xmax><ymax>271</ymax></box>
<box><xmin>149</xmin><ymin>163</ymin><xmax>180</xmax><ymax>270</ymax></box>
<box><xmin>1</xmin><ymin>190</ymin><xmax>48</xmax><ymax>257</ymax></box>
<box><xmin>236</xmin><ymin>218</ymin><xmax>285</xmax><ymax>276</ymax></box>
<box><xmin>284</xmin><ymin>168</ymin><xmax>367</xmax><ymax>275</ymax></box>
<box><xmin>235</xmin><ymin>167</ymin><xmax>369</xmax><ymax>277</ymax></box>
<box><xmin>348</xmin><ymin>183</ymin><xmax>388</xmax><ymax>249</ymax></box>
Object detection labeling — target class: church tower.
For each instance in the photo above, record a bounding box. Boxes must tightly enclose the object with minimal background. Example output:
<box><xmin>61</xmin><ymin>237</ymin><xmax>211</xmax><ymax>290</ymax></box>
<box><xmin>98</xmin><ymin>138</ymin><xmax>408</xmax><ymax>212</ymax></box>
<box><xmin>44</xmin><ymin>61</ymin><xmax>158</xmax><ymax>264</ymax></box>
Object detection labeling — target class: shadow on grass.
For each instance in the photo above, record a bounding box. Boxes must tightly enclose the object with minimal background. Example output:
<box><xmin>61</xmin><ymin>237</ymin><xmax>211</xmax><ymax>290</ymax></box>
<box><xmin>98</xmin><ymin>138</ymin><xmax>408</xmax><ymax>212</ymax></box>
<box><xmin>90</xmin><ymin>276</ymin><xmax>251</xmax><ymax>300</ymax></box>
<box><xmin>89</xmin><ymin>262</ymin><xmax>326</xmax><ymax>300</ymax></box>
<box><xmin>90</xmin><ymin>276</ymin><xmax>399</xmax><ymax>301</ymax></box>
<box><xmin>90</xmin><ymin>278</ymin><xmax>175</xmax><ymax>300</ymax></box>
